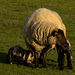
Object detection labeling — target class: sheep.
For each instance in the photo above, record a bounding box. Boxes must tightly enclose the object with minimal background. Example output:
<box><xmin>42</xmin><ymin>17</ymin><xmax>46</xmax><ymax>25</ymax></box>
<box><xmin>23</xmin><ymin>8</ymin><xmax>73</xmax><ymax>69</ymax></box>
<box><xmin>6</xmin><ymin>45</ymin><xmax>34</xmax><ymax>65</ymax></box>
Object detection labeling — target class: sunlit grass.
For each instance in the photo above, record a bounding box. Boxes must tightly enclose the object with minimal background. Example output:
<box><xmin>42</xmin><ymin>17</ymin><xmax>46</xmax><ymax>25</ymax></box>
<box><xmin>0</xmin><ymin>0</ymin><xmax>75</xmax><ymax>75</ymax></box>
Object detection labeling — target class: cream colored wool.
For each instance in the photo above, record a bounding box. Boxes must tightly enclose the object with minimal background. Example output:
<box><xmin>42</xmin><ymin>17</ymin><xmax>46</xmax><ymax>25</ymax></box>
<box><xmin>23</xmin><ymin>8</ymin><xmax>67</xmax><ymax>53</ymax></box>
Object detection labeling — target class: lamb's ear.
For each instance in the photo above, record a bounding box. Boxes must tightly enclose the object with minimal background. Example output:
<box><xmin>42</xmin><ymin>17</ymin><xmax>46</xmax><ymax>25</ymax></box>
<box><xmin>52</xmin><ymin>28</ymin><xmax>59</xmax><ymax>37</ymax></box>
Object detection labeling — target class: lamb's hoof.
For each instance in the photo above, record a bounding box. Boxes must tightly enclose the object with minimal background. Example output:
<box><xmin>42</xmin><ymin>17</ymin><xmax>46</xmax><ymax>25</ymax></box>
<box><xmin>71</xmin><ymin>56</ymin><xmax>73</xmax><ymax>59</ymax></box>
<box><xmin>10</xmin><ymin>62</ymin><xmax>12</xmax><ymax>64</ymax></box>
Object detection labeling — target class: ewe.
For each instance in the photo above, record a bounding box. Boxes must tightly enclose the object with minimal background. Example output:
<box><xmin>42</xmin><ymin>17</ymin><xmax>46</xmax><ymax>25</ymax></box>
<box><xmin>23</xmin><ymin>8</ymin><xmax>73</xmax><ymax>70</ymax></box>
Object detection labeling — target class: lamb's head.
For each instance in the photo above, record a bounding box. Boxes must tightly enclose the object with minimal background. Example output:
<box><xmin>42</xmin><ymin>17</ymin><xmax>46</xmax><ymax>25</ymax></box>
<box><xmin>52</xmin><ymin>28</ymin><xmax>69</xmax><ymax>51</ymax></box>
<box><xmin>27</xmin><ymin>52</ymin><xmax>34</xmax><ymax>64</ymax></box>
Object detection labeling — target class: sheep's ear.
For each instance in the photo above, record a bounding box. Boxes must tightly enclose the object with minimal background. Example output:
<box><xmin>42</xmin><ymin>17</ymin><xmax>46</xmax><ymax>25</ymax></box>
<box><xmin>52</xmin><ymin>29</ymin><xmax>64</xmax><ymax>37</ymax></box>
<box><xmin>52</xmin><ymin>28</ymin><xmax>59</xmax><ymax>37</ymax></box>
<box><xmin>58</xmin><ymin>29</ymin><xmax>64</xmax><ymax>36</ymax></box>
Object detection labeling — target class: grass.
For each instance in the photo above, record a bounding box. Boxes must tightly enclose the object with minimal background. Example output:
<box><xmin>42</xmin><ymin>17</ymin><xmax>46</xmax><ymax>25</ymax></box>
<box><xmin>0</xmin><ymin>0</ymin><xmax>75</xmax><ymax>75</ymax></box>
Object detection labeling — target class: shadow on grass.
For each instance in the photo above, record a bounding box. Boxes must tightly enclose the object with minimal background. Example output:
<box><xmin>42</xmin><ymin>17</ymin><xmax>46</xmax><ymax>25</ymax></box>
<box><xmin>47</xmin><ymin>59</ymin><xmax>57</xmax><ymax>63</ymax></box>
<box><xmin>46</xmin><ymin>59</ymin><xmax>58</xmax><ymax>69</ymax></box>
<box><xmin>0</xmin><ymin>52</ymin><xmax>35</xmax><ymax>68</ymax></box>
<box><xmin>0</xmin><ymin>52</ymin><xmax>8</xmax><ymax>63</ymax></box>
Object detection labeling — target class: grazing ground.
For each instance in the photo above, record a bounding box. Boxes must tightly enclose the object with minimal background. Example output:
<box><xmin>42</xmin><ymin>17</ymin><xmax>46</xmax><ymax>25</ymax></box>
<box><xmin>0</xmin><ymin>0</ymin><xmax>75</xmax><ymax>75</ymax></box>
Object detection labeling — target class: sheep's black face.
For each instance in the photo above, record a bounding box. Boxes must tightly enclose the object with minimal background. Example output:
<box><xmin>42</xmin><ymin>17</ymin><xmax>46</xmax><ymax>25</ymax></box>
<box><xmin>52</xmin><ymin>29</ymin><xmax>69</xmax><ymax>51</ymax></box>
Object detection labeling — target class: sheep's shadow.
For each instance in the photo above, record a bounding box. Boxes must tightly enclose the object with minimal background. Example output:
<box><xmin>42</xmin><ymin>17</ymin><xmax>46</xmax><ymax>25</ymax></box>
<box><xmin>0</xmin><ymin>52</ymin><xmax>8</xmax><ymax>64</ymax></box>
<box><xmin>27</xmin><ymin>59</ymin><xmax>58</xmax><ymax>69</ymax></box>
<box><xmin>47</xmin><ymin>59</ymin><xmax>57</xmax><ymax>63</ymax></box>
<box><xmin>46</xmin><ymin>59</ymin><xmax>58</xmax><ymax>69</ymax></box>
<box><xmin>0</xmin><ymin>52</ymin><xmax>34</xmax><ymax>68</ymax></box>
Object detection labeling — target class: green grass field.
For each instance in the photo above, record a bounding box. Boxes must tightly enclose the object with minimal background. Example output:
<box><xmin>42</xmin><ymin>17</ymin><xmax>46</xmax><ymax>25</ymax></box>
<box><xmin>0</xmin><ymin>0</ymin><xmax>75</xmax><ymax>75</ymax></box>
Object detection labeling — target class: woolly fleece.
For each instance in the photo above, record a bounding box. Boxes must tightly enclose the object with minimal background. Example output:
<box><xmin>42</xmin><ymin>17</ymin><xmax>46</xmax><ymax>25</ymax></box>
<box><xmin>23</xmin><ymin>8</ymin><xmax>66</xmax><ymax>53</ymax></box>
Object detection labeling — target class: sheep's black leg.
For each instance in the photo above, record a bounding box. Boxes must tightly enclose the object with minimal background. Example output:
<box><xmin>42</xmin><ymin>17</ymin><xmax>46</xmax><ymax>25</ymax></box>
<box><xmin>56</xmin><ymin>45</ymin><xmax>61</xmax><ymax>68</ymax></box>
<box><xmin>35</xmin><ymin>52</ymin><xmax>39</xmax><ymax>68</ymax></box>
<box><xmin>56</xmin><ymin>45</ymin><xmax>64</xmax><ymax>70</ymax></box>
<box><xmin>67</xmin><ymin>51</ymin><xmax>73</xmax><ymax>69</ymax></box>
<box><xmin>58</xmin><ymin>51</ymin><xmax>64</xmax><ymax>70</ymax></box>
<box><xmin>58</xmin><ymin>52</ymin><xmax>61</xmax><ymax>68</ymax></box>
<box><xmin>42</xmin><ymin>52</ymin><xmax>47</xmax><ymax>68</ymax></box>
<box><xmin>60</xmin><ymin>51</ymin><xmax>64</xmax><ymax>70</ymax></box>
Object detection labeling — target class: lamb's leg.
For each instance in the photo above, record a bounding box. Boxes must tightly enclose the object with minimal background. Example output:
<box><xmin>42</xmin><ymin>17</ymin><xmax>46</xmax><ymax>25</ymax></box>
<box><xmin>67</xmin><ymin>51</ymin><xmax>73</xmax><ymax>69</ymax></box>
<box><xmin>8</xmin><ymin>49</ymin><xmax>13</xmax><ymax>64</ymax></box>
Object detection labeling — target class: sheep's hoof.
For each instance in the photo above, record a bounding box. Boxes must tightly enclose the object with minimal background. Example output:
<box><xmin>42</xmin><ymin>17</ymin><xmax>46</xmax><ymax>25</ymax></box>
<box><xmin>42</xmin><ymin>67</ymin><xmax>46</xmax><ymax>69</ymax></box>
<box><xmin>34</xmin><ymin>67</ymin><xmax>39</xmax><ymax>69</ymax></box>
<box><xmin>58</xmin><ymin>64</ymin><xmax>60</xmax><ymax>67</ymax></box>
<box><xmin>42</xmin><ymin>66</ymin><xmax>46</xmax><ymax>69</ymax></box>
<box><xmin>59</xmin><ymin>68</ymin><xmax>64</xmax><ymax>70</ymax></box>
<box><xmin>35</xmin><ymin>66</ymin><xmax>39</xmax><ymax>69</ymax></box>
<box><xmin>59</xmin><ymin>67</ymin><xmax>64</xmax><ymax>70</ymax></box>
<box><xmin>67</xmin><ymin>64</ymin><xmax>73</xmax><ymax>69</ymax></box>
<box><xmin>69</xmin><ymin>66</ymin><xmax>73</xmax><ymax>69</ymax></box>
